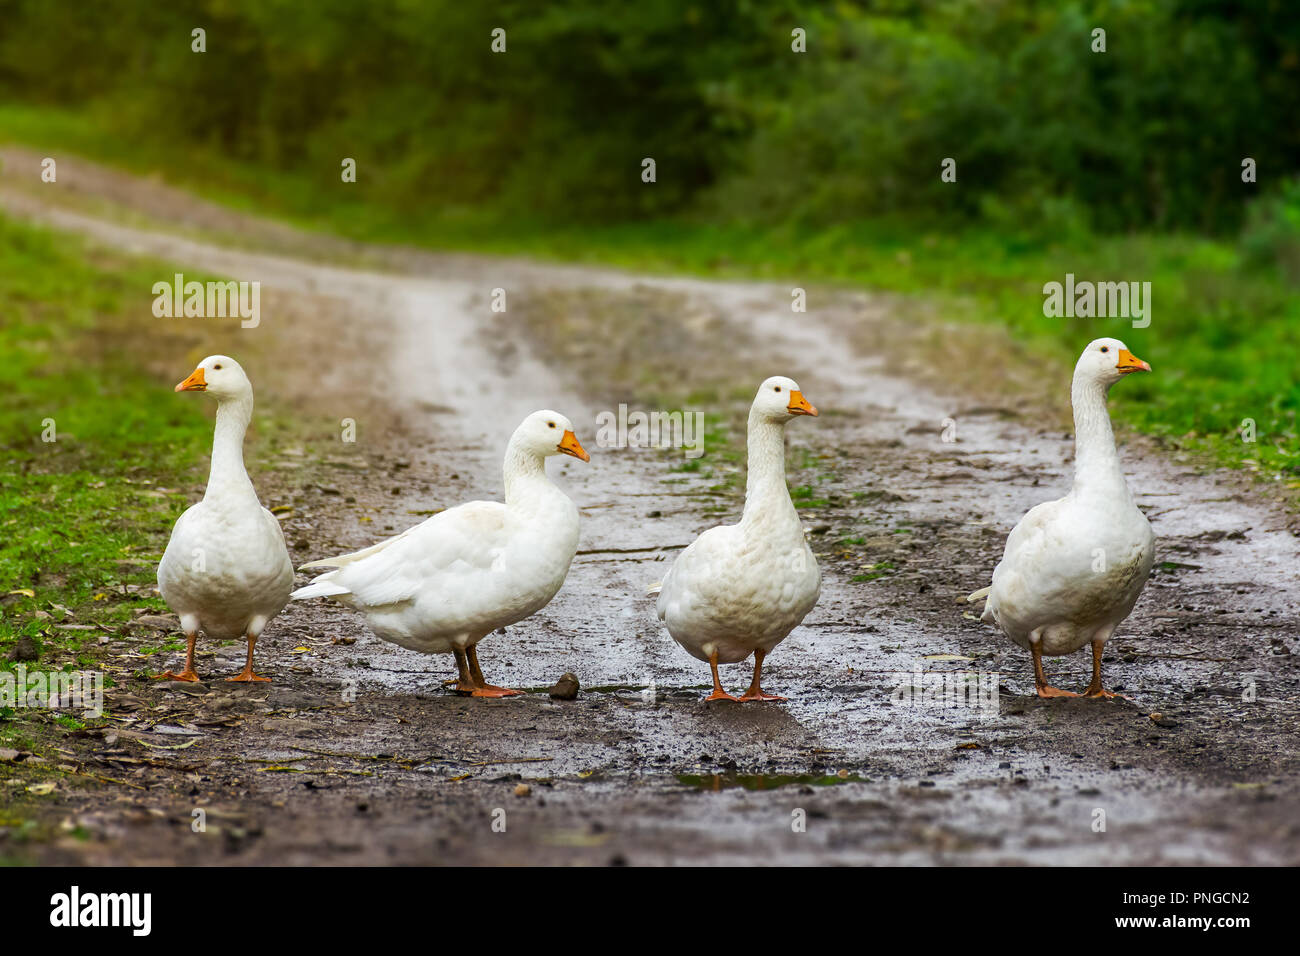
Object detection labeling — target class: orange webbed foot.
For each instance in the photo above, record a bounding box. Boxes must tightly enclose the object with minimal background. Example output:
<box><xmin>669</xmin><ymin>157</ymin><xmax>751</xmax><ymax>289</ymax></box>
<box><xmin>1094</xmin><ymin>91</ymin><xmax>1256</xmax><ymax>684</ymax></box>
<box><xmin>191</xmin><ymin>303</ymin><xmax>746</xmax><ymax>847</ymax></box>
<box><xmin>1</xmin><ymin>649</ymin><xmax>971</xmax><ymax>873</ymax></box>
<box><xmin>226</xmin><ymin>670</ymin><xmax>271</xmax><ymax>683</ymax></box>
<box><xmin>470</xmin><ymin>685</ymin><xmax>523</xmax><ymax>698</ymax></box>
<box><xmin>704</xmin><ymin>690</ymin><xmax>741</xmax><ymax>702</ymax></box>
<box><xmin>738</xmin><ymin>691</ymin><xmax>788</xmax><ymax>702</ymax></box>
<box><xmin>1083</xmin><ymin>687</ymin><xmax>1131</xmax><ymax>700</ymax></box>
<box><xmin>154</xmin><ymin>669</ymin><xmax>200</xmax><ymax>682</ymax></box>
<box><xmin>1036</xmin><ymin>685</ymin><xmax>1079</xmax><ymax>699</ymax></box>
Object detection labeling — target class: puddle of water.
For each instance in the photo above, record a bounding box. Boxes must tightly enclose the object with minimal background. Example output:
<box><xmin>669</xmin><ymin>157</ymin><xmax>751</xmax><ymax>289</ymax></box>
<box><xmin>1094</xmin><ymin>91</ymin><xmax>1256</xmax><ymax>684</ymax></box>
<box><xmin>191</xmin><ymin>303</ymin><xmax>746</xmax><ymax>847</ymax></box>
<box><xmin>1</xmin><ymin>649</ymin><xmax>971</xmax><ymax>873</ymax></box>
<box><xmin>676</xmin><ymin>771</ymin><xmax>864</xmax><ymax>791</ymax></box>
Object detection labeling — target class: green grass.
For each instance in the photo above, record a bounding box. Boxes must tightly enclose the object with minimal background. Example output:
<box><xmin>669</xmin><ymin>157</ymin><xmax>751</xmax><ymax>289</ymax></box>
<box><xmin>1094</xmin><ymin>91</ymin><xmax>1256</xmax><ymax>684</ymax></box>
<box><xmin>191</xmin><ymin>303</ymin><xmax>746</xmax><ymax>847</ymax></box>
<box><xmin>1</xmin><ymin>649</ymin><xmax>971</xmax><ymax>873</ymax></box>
<box><xmin>0</xmin><ymin>214</ymin><xmax>213</xmax><ymax>666</ymax></box>
<box><xmin>0</xmin><ymin>212</ymin><xmax>230</xmax><ymax>845</ymax></box>
<box><xmin>852</xmin><ymin>560</ymin><xmax>897</xmax><ymax>583</ymax></box>
<box><xmin>3</xmin><ymin>102</ymin><xmax>1298</xmax><ymax>487</ymax></box>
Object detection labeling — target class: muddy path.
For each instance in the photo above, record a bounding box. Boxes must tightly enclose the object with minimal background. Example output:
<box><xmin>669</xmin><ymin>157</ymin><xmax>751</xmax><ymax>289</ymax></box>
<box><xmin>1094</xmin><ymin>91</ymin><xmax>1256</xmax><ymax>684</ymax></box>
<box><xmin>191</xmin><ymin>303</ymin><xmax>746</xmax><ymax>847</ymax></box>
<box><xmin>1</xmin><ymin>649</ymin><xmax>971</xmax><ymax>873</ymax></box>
<box><xmin>1</xmin><ymin>150</ymin><xmax>1298</xmax><ymax>865</ymax></box>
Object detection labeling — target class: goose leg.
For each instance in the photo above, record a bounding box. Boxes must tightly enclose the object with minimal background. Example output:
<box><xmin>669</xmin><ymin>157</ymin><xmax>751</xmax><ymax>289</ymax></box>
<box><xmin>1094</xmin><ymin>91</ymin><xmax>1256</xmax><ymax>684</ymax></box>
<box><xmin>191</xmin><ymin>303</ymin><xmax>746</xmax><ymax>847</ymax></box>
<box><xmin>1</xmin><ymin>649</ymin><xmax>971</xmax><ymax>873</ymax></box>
<box><xmin>451</xmin><ymin>647</ymin><xmax>480</xmax><ymax>694</ymax></box>
<box><xmin>155</xmin><ymin>632</ymin><xmax>200</xmax><ymax>682</ymax></box>
<box><xmin>704</xmin><ymin>649</ymin><xmax>740</xmax><ymax>702</ymax></box>
<box><xmin>738</xmin><ymin>649</ymin><xmax>787</xmax><ymax>702</ymax></box>
<box><xmin>1083</xmin><ymin>636</ymin><xmax>1130</xmax><ymax>699</ymax></box>
<box><xmin>1030</xmin><ymin>632</ymin><xmax>1077</xmax><ymax>698</ymax></box>
<box><xmin>227</xmin><ymin>632</ymin><xmax>270</xmax><ymax>682</ymax></box>
<box><xmin>466</xmin><ymin>644</ymin><xmax>522</xmax><ymax>698</ymax></box>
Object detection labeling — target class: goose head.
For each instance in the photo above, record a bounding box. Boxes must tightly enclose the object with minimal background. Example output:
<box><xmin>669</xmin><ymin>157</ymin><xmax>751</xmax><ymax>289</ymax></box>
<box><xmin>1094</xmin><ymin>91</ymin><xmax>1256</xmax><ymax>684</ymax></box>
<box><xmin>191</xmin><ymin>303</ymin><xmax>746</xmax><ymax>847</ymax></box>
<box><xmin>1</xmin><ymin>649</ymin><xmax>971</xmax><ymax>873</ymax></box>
<box><xmin>752</xmin><ymin>375</ymin><xmax>818</xmax><ymax>423</ymax></box>
<box><xmin>175</xmin><ymin>355</ymin><xmax>253</xmax><ymax>401</ymax></box>
<box><xmin>514</xmin><ymin>410</ymin><xmax>590</xmax><ymax>462</ymax></box>
<box><xmin>1075</xmin><ymin>338</ymin><xmax>1151</xmax><ymax>388</ymax></box>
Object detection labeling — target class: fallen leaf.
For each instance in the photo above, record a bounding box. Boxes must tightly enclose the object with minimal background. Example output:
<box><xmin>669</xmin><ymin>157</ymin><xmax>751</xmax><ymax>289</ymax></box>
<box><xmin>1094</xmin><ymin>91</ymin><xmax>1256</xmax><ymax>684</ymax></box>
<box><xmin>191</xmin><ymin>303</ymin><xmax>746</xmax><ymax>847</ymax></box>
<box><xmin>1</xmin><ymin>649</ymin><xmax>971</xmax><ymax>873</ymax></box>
<box><xmin>151</xmin><ymin>724</ymin><xmax>204</xmax><ymax>736</ymax></box>
<box><xmin>132</xmin><ymin>737</ymin><xmax>199</xmax><ymax>751</ymax></box>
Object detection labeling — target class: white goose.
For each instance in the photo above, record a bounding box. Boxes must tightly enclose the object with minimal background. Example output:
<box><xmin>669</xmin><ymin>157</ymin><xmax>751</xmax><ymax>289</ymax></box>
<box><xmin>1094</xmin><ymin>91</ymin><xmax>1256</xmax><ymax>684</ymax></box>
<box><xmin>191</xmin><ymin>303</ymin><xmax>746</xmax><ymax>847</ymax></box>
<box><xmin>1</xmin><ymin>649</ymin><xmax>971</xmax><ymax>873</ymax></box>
<box><xmin>291</xmin><ymin>410</ymin><xmax>589</xmax><ymax>697</ymax></box>
<box><xmin>654</xmin><ymin>376</ymin><xmax>821</xmax><ymax>701</ymax></box>
<box><xmin>969</xmin><ymin>337</ymin><xmax>1154</xmax><ymax>698</ymax></box>
<box><xmin>156</xmin><ymin>356</ymin><xmax>294</xmax><ymax>682</ymax></box>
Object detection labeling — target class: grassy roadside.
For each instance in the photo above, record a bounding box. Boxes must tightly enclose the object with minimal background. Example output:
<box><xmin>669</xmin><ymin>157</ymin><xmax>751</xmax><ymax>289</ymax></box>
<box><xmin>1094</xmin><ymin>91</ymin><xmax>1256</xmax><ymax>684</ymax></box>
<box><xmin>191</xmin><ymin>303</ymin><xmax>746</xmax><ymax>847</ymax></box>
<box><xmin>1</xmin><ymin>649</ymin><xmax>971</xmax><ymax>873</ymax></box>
<box><xmin>0</xmin><ymin>211</ymin><xmax>318</xmax><ymax>853</ymax></box>
<box><xmin>0</xmin><ymin>213</ymin><xmax>195</xmax><ymax>845</ymax></box>
<box><xmin>0</xmin><ymin>202</ymin><xmax>426</xmax><ymax>859</ymax></box>
<box><xmin>2</xmin><ymin>103</ymin><xmax>1297</xmax><ymax>491</ymax></box>
<box><xmin>0</xmin><ymin>213</ymin><xmax>208</xmax><ymax>647</ymax></box>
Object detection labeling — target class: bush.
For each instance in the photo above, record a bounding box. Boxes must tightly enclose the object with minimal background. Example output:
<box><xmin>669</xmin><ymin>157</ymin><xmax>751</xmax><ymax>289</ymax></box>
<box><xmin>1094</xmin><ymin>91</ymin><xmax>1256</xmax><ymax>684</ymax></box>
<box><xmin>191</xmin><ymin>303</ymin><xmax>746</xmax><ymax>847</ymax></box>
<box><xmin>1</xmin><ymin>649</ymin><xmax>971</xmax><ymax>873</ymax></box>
<box><xmin>0</xmin><ymin>0</ymin><xmax>1295</xmax><ymax>234</ymax></box>
<box><xmin>1239</xmin><ymin>178</ymin><xmax>1300</xmax><ymax>286</ymax></box>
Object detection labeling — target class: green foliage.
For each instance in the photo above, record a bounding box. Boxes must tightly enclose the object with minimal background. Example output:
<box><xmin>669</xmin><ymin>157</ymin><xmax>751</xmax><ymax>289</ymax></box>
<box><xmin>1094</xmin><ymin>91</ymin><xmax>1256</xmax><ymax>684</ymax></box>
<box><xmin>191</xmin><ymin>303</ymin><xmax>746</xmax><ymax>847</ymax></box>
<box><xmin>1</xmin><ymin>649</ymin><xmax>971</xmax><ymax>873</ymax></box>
<box><xmin>0</xmin><ymin>0</ymin><xmax>1294</xmax><ymax>232</ymax></box>
<box><xmin>711</xmin><ymin>0</ymin><xmax>1294</xmax><ymax>232</ymax></box>
<box><xmin>0</xmin><ymin>0</ymin><xmax>786</xmax><ymax>223</ymax></box>
<box><xmin>1239</xmin><ymin>177</ymin><xmax>1300</xmax><ymax>286</ymax></box>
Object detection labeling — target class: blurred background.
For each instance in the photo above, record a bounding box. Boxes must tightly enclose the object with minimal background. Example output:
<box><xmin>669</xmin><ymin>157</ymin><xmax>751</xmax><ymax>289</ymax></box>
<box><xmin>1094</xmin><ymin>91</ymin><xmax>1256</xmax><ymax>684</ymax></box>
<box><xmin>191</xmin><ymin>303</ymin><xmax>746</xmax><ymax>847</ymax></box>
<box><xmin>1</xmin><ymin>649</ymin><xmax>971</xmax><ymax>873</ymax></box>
<box><xmin>3</xmin><ymin>0</ymin><xmax>1297</xmax><ymax>234</ymax></box>
<box><xmin>1</xmin><ymin>0</ymin><xmax>1298</xmax><ymax>599</ymax></box>
<box><xmin>1</xmin><ymin>0</ymin><xmax>1297</xmax><ymax>475</ymax></box>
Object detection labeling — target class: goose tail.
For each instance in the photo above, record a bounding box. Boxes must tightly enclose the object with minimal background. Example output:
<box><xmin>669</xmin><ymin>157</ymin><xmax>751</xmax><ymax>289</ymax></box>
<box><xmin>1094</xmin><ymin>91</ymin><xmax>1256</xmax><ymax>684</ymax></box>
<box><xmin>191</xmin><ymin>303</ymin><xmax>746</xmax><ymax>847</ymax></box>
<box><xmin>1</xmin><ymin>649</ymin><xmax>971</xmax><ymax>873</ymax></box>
<box><xmin>291</xmin><ymin>579</ymin><xmax>352</xmax><ymax>601</ymax></box>
<box><xmin>299</xmin><ymin>534</ymin><xmax>404</xmax><ymax>571</ymax></box>
<box><xmin>298</xmin><ymin>557</ymin><xmax>342</xmax><ymax>571</ymax></box>
<box><xmin>965</xmin><ymin>585</ymin><xmax>995</xmax><ymax>624</ymax></box>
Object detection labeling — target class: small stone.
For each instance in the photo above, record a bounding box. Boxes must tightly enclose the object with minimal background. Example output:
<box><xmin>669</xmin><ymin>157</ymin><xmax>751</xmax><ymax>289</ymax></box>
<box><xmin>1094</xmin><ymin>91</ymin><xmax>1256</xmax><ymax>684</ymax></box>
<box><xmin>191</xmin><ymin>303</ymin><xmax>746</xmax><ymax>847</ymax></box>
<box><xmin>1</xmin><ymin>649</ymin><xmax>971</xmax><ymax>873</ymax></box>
<box><xmin>549</xmin><ymin>673</ymin><xmax>580</xmax><ymax>700</ymax></box>
<box><xmin>7</xmin><ymin>635</ymin><xmax>40</xmax><ymax>662</ymax></box>
<box><xmin>513</xmin><ymin>784</ymin><xmax>531</xmax><ymax>797</ymax></box>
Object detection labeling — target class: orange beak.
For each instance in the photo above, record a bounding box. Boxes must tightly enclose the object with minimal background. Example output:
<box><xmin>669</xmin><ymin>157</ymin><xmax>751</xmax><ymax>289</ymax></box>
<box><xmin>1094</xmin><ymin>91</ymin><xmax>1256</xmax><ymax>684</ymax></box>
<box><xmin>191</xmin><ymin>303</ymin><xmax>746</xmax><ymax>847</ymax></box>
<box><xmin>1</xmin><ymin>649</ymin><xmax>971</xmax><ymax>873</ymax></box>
<box><xmin>557</xmin><ymin>430</ymin><xmax>590</xmax><ymax>462</ymax></box>
<box><xmin>175</xmin><ymin>367</ymin><xmax>207</xmax><ymax>392</ymax></box>
<box><xmin>787</xmin><ymin>390</ymin><xmax>818</xmax><ymax>416</ymax></box>
<box><xmin>1116</xmin><ymin>349</ymin><xmax>1151</xmax><ymax>374</ymax></box>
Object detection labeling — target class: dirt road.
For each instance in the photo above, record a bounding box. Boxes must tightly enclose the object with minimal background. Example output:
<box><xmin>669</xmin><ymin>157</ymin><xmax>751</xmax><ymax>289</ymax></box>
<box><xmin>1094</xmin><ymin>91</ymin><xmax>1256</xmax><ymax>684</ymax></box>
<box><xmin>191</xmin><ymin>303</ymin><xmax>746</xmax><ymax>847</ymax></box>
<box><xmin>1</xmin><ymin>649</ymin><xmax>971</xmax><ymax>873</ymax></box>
<box><xmin>2</xmin><ymin>149</ymin><xmax>1297</xmax><ymax>864</ymax></box>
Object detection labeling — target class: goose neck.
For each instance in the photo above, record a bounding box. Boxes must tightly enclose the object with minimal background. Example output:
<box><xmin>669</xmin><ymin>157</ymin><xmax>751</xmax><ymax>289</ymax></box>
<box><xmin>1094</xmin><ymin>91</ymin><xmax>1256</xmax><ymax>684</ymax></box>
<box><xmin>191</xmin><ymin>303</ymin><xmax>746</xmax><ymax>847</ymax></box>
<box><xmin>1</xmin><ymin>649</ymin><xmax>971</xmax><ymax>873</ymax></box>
<box><xmin>741</xmin><ymin>412</ymin><xmax>796</xmax><ymax>525</ymax></box>
<box><xmin>204</xmin><ymin>394</ymin><xmax>258</xmax><ymax>503</ymax></box>
<box><xmin>1070</xmin><ymin>374</ymin><xmax>1129</xmax><ymax>498</ymax></box>
<box><xmin>503</xmin><ymin>442</ymin><xmax>552</xmax><ymax>509</ymax></box>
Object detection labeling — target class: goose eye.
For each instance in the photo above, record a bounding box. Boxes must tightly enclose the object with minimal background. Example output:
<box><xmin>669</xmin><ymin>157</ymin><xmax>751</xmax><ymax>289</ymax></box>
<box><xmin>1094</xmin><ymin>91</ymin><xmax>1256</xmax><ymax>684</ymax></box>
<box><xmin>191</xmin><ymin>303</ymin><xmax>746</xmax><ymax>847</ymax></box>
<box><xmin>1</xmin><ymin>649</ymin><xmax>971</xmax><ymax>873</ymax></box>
<box><xmin>1099</xmin><ymin>347</ymin><xmax>1109</xmax><ymax>354</ymax></box>
<box><xmin>214</xmin><ymin>363</ymin><xmax>223</xmax><ymax>369</ymax></box>
<box><xmin>774</xmin><ymin>386</ymin><xmax>781</xmax><ymax>392</ymax></box>
<box><xmin>547</xmin><ymin>422</ymin><xmax>556</xmax><ymax>428</ymax></box>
